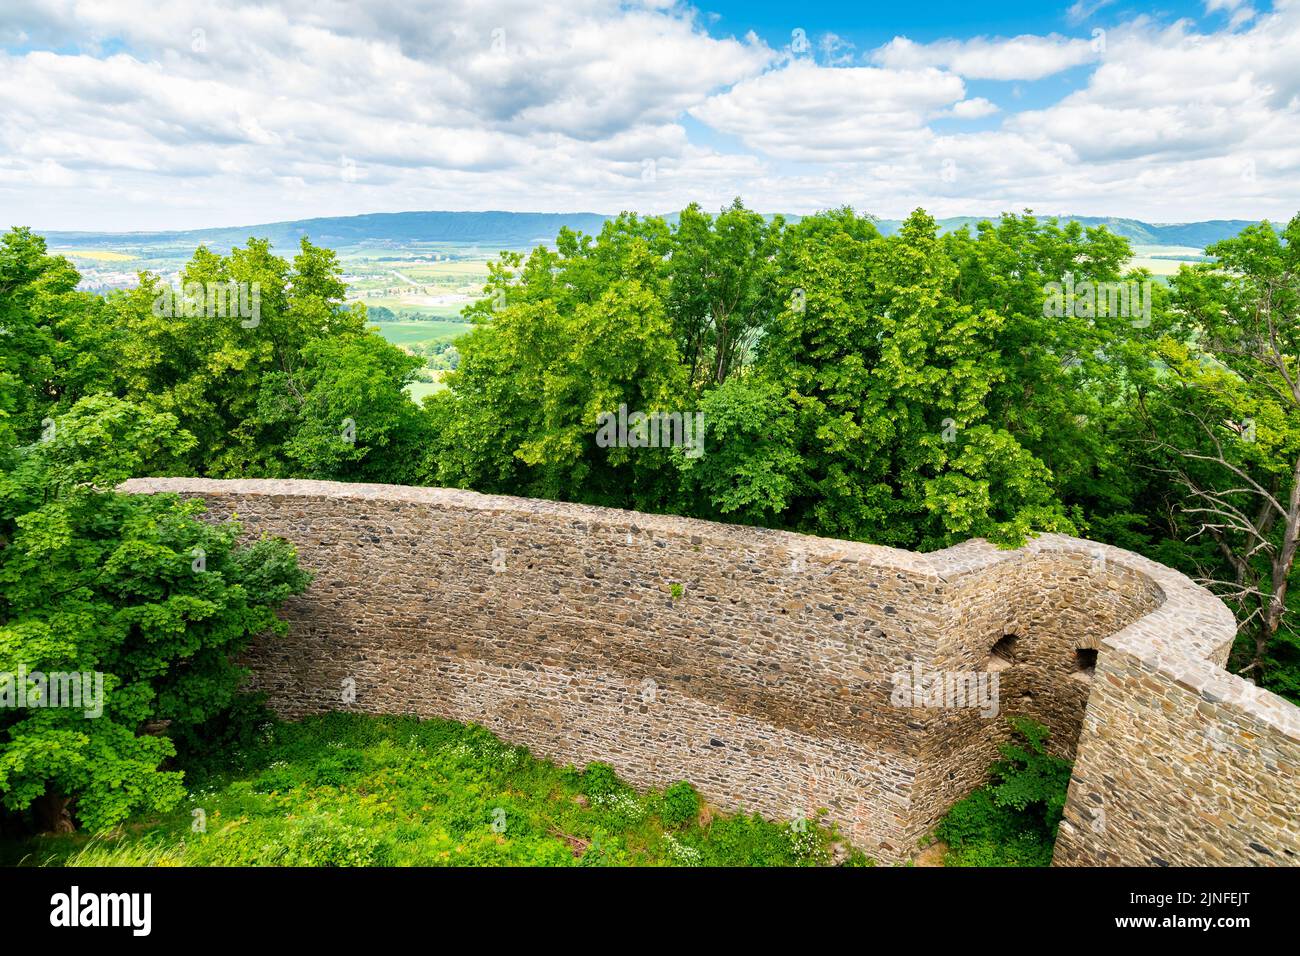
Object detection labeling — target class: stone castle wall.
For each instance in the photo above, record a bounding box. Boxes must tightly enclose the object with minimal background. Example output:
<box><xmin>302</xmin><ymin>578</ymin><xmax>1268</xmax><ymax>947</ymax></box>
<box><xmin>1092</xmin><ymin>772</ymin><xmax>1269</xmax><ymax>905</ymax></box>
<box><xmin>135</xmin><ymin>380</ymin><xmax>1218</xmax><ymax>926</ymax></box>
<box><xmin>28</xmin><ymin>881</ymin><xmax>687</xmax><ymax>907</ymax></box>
<box><xmin>118</xmin><ymin>478</ymin><xmax>1299</xmax><ymax>865</ymax></box>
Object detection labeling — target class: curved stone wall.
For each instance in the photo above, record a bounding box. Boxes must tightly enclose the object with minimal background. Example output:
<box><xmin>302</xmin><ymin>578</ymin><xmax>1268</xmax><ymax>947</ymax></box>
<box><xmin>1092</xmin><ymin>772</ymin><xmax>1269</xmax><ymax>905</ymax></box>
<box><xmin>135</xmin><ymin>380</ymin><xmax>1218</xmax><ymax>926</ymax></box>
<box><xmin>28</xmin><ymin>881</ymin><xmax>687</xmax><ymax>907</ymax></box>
<box><xmin>1048</xmin><ymin>542</ymin><xmax>1300</xmax><ymax>866</ymax></box>
<box><xmin>118</xmin><ymin>477</ymin><xmax>1298</xmax><ymax>865</ymax></box>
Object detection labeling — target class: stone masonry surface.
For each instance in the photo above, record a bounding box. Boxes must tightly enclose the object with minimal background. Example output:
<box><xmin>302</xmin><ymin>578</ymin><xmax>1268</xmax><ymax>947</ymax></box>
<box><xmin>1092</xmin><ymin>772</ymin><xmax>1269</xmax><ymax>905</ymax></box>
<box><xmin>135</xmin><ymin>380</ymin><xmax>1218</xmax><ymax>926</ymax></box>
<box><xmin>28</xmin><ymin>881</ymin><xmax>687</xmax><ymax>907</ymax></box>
<box><xmin>117</xmin><ymin>477</ymin><xmax>1299</xmax><ymax>865</ymax></box>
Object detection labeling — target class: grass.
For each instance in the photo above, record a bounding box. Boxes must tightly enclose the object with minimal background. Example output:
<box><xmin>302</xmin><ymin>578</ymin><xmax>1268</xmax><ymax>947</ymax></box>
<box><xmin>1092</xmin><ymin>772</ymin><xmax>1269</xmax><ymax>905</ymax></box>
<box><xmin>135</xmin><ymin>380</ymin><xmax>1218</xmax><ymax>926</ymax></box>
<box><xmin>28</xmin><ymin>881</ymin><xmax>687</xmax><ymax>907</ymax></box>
<box><xmin>404</xmin><ymin>380</ymin><xmax>447</xmax><ymax>402</ymax></box>
<box><xmin>397</xmin><ymin>260</ymin><xmax>491</xmax><ymax>280</ymax></box>
<box><xmin>1126</xmin><ymin>243</ymin><xmax>1209</xmax><ymax>277</ymax></box>
<box><xmin>368</xmin><ymin>319</ymin><xmax>470</xmax><ymax>346</ymax></box>
<box><xmin>9</xmin><ymin>712</ymin><xmax>869</xmax><ymax>868</ymax></box>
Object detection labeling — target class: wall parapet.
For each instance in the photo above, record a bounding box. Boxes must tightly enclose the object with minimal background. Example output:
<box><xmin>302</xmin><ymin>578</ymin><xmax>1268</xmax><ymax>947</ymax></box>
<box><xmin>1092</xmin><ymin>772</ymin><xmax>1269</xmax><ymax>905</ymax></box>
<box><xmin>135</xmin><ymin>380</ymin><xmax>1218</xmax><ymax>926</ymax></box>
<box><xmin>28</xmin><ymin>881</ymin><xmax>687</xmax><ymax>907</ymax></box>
<box><xmin>118</xmin><ymin>477</ymin><xmax>1297</xmax><ymax>865</ymax></box>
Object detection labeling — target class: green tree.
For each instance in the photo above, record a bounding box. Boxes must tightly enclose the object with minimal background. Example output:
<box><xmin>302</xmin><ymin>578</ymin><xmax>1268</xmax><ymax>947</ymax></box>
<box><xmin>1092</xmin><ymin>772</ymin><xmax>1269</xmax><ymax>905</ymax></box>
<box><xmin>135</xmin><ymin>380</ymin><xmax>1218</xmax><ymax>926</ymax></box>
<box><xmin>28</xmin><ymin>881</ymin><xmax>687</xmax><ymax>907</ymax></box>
<box><xmin>0</xmin><ymin>397</ymin><xmax>310</xmax><ymax>832</ymax></box>
<box><xmin>673</xmin><ymin>375</ymin><xmax>802</xmax><ymax>525</ymax></box>
<box><xmin>431</xmin><ymin>277</ymin><xmax>689</xmax><ymax>508</ymax></box>
<box><xmin>0</xmin><ymin>229</ymin><xmax>116</xmax><ymax>445</ymax></box>
<box><xmin>667</xmin><ymin>200</ymin><xmax>783</xmax><ymax>387</ymax></box>
<box><xmin>268</xmin><ymin>333</ymin><xmax>429</xmax><ymax>483</ymax></box>
<box><xmin>940</xmin><ymin>212</ymin><xmax>1148</xmax><ymax>506</ymax></box>
<box><xmin>102</xmin><ymin>237</ymin><xmax>423</xmax><ymax>480</ymax></box>
<box><xmin>1134</xmin><ymin>217</ymin><xmax>1300</xmax><ymax>696</ymax></box>
<box><xmin>759</xmin><ymin>208</ymin><xmax>1072</xmax><ymax>548</ymax></box>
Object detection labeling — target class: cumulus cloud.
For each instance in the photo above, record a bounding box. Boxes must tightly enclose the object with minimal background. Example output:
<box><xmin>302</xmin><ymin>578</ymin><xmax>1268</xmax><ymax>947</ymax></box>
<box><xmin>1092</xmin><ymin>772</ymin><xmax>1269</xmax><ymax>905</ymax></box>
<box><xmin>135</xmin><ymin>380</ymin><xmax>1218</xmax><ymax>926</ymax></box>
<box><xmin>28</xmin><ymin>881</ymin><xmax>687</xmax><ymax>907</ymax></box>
<box><xmin>0</xmin><ymin>0</ymin><xmax>775</xmax><ymax>226</ymax></box>
<box><xmin>870</xmin><ymin>33</ymin><xmax>1100</xmax><ymax>81</ymax></box>
<box><xmin>945</xmin><ymin>98</ymin><xmax>1000</xmax><ymax>119</ymax></box>
<box><xmin>690</xmin><ymin>61</ymin><xmax>963</xmax><ymax>161</ymax></box>
<box><xmin>922</xmin><ymin>7</ymin><xmax>1300</xmax><ymax>217</ymax></box>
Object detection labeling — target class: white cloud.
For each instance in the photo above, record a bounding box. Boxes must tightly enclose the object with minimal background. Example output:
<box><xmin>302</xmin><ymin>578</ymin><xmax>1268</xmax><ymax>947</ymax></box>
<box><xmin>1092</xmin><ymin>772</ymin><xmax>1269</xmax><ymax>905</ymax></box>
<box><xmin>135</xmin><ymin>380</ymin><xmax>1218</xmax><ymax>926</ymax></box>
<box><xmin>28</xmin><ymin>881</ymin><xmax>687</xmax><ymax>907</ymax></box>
<box><xmin>946</xmin><ymin>97</ymin><xmax>1000</xmax><ymax>119</ymax></box>
<box><xmin>1205</xmin><ymin>0</ymin><xmax>1257</xmax><ymax>24</ymax></box>
<box><xmin>917</xmin><ymin>7</ymin><xmax>1300</xmax><ymax>217</ymax></box>
<box><xmin>690</xmin><ymin>61</ymin><xmax>963</xmax><ymax>161</ymax></box>
<box><xmin>0</xmin><ymin>0</ymin><xmax>780</xmax><ymax>227</ymax></box>
<box><xmin>1067</xmin><ymin>0</ymin><xmax>1118</xmax><ymax>26</ymax></box>
<box><xmin>870</xmin><ymin>33</ymin><xmax>1099</xmax><ymax>81</ymax></box>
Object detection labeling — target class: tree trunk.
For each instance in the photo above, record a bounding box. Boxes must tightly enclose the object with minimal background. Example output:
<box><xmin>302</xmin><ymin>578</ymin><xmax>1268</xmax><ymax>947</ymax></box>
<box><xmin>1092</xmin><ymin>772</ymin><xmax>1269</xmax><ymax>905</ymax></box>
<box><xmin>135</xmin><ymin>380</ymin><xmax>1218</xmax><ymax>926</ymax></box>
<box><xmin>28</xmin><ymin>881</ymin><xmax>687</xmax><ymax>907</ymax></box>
<box><xmin>34</xmin><ymin>788</ymin><xmax>75</xmax><ymax>835</ymax></box>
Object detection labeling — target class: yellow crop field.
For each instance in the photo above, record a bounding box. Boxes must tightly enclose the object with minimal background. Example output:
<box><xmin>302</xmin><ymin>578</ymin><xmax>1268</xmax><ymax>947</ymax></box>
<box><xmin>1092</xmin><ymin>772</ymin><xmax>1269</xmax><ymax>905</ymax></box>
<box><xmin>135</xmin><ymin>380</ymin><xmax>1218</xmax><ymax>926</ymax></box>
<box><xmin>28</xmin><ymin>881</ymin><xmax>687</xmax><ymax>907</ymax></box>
<box><xmin>57</xmin><ymin>248</ymin><xmax>137</xmax><ymax>262</ymax></box>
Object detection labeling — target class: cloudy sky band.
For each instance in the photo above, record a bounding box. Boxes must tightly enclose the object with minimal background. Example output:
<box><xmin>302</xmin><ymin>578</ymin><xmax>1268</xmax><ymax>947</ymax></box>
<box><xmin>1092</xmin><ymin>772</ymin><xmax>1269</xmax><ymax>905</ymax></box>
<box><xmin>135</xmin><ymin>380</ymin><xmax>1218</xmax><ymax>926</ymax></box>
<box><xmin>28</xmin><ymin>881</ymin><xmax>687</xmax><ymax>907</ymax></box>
<box><xmin>0</xmin><ymin>0</ymin><xmax>1294</xmax><ymax>229</ymax></box>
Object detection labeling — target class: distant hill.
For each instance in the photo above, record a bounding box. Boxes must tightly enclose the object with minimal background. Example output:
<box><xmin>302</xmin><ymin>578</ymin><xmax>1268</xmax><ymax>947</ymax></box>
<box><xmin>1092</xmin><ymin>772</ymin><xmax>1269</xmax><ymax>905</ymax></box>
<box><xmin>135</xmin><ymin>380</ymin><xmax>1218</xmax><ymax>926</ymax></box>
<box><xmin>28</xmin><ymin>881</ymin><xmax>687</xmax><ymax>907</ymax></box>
<box><xmin>42</xmin><ymin>211</ymin><xmax>611</xmax><ymax>252</ymax></box>
<box><xmin>874</xmin><ymin>215</ymin><xmax>1276</xmax><ymax>247</ymax></box>
<box><xmin>40</xmin><ymin>209</ymin><xmax>1278</xmax><ymax>253</ymax></box>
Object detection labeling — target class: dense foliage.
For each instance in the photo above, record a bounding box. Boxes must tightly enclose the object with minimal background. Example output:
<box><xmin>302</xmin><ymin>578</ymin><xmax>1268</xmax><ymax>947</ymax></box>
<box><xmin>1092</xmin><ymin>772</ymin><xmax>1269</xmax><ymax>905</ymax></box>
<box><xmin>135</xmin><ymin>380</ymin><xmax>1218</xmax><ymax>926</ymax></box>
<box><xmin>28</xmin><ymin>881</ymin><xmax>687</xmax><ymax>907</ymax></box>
<box><xmin>1137</xmin><ymin>223</ymin><xmax>1300</xmax><ymax>691</ymax></box>
<box><xmin>0</xmin><ymin>405</ymin><xmax>311</xmax><ymax>833</ymax></box>
<box><xmin>0</xmin><ymin>232</ymin><xmax>312</xmax><ymax>833</ymax></box>
<box><xmin>934</xmin><ymin>718</ymin><xmax>1073</xmax><ymax>867</ymax></box>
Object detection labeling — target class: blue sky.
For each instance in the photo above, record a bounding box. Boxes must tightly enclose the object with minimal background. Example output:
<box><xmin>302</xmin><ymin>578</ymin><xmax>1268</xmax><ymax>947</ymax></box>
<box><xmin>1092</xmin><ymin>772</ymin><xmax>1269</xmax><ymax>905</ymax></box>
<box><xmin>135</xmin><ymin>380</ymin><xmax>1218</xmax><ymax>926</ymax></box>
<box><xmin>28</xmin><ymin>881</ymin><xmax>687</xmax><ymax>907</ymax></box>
<box><xmin>0</xmin><ymin>0</ymin><xmax>1295</xmax><ymax>230</ymax></box>
<box><xmin>702</xmin><ymin>0</ymin><xmax>1134</xmax><ymax>44</ymax></box>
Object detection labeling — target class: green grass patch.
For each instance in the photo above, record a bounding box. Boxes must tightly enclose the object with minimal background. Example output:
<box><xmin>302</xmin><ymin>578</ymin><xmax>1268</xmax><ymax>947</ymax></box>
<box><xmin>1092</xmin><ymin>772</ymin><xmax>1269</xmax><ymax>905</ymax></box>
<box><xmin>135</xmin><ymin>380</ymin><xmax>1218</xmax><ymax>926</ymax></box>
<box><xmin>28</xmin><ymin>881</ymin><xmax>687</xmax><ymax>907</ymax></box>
<box><xmin>8</xmin><ymin>712</ymin><xmax>867</xmax><ymax>868</ymax></box>
<box><xmin>404</xmin><ymin>380</ymin><xmax>447</xmax><ymax>402</ymax></box>
<box><xmin>397</xmin><ymin>260</ymin><xmax>491</xmax><ymax>279</ymax></box>
<box><xmin>369</xmin><ymin>320</ymin><xmax>471</xmax><ymax>347</ymax></box>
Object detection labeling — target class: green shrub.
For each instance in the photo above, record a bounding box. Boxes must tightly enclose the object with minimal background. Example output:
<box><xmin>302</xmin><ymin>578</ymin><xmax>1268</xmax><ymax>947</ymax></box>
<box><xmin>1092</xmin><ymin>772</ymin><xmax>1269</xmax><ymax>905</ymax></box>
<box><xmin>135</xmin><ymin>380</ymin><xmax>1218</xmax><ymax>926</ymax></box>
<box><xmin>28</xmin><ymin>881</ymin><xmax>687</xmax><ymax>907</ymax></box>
<box><xmin>171</xmin><ymin>694</ymin><xmax>277</xmax><ymax>784</ymax></box>
<box><xmin>580</xmin><ymin>762</ymin><xmax>622</xmax><ymax>799</ymax></box>
<box><xmin>661</xmin><ymin>781</ymin><xmax>700</xmax><ymax>829</ymax></box>
<box><xmin>987</xmin><ymin>717</ymin><xmax>1072</xmax><ymax>832</ymax></box>
<box><xmin>934</xmin><ymin>717</ymin><xmax>1072</xmax><ymax>867</ymax></box>
<box><xmin>251</xmin><ymin>764</ymin><xmax>299</xmax><ymax>795</ymax></box>
<box><xmin>575</xmin><ymin>831</ymin><xmax>625</xmax><ymax>867</ymax></box>
<box><xmin>312</xmin><ymin>750</ymin><xmax>365</xmax><ymax>787</ymax></box>
<box><xmin>692</xmin><ymin>811</ymin><xmax>831</xmax><ymax>867</ymax></box>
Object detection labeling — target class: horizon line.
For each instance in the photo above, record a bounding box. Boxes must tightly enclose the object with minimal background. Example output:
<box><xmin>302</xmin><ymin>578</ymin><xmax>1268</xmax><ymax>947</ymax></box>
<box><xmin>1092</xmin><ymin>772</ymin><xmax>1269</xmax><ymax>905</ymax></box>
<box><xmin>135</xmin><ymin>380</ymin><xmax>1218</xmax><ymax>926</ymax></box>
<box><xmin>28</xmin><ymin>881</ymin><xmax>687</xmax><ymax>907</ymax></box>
<box><xmin>25</xmin><ymin>207</ymin><xmax>1286</xmax><ymax>239</ymax></box>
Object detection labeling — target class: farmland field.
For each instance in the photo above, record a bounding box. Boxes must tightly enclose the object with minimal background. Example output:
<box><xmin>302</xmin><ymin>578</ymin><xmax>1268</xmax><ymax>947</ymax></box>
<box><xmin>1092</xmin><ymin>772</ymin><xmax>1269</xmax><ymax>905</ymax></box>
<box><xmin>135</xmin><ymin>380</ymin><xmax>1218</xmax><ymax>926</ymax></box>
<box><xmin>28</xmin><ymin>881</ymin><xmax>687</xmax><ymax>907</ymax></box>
<box><xmin>54</xmin><ymin>248</ymin><xmax>138</xmax><ymax>262</ymax></box>
<box><xmin>404</xmin><ymin>379</ymin><xmax>448</xmax><ymax>402</ymax></box>
<box><xmin>1127</xmin><ymin>244</ymin><xmax>1211</xmax><ymax>275</ymax></box>
<box><xmin>368</xmin><ymin>319</ymin><xmax>471</xmax><ymax>346</ymax></box>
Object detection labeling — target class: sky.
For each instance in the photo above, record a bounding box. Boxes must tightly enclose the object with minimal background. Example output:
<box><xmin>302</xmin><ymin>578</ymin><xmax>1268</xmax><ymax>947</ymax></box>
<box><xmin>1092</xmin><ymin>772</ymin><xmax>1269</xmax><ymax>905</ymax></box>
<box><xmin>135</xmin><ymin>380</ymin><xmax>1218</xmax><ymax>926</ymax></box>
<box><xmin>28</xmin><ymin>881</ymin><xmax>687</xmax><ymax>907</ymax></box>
<box><xmin>1</xmin><ymin>0</ymin><xmax>1297</xmax><ymax>231</ymax></box>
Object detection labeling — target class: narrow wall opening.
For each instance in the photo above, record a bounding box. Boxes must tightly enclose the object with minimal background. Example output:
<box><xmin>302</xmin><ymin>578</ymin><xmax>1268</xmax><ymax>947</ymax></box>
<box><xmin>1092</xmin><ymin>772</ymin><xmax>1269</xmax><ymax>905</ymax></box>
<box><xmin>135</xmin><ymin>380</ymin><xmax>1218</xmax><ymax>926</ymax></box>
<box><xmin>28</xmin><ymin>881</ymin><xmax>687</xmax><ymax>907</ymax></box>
<box><xmin>1073</xmin><ymin>648</ymin><xmax>1098</xmax><ymax>682</ymax></box>
<box><xmin>985</xmin><ymin>634</ymin><xmax>1018</xmax><ymax>672</ymax></box>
